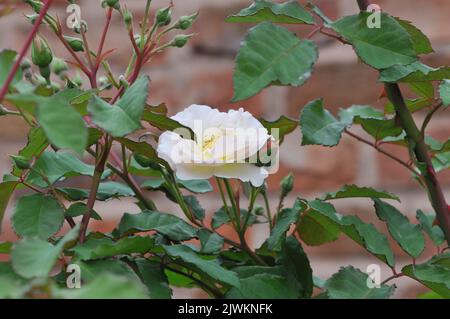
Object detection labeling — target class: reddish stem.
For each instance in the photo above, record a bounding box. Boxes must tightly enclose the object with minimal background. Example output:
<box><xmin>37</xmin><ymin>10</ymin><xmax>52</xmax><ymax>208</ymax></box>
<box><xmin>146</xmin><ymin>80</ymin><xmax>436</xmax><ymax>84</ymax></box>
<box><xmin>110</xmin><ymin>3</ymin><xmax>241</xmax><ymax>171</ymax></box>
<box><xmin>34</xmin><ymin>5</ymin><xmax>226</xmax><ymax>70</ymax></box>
<box><xmin>0</xmin><ymin>0</ymin><xmax>53</xmax><ymax>102</ymax></box>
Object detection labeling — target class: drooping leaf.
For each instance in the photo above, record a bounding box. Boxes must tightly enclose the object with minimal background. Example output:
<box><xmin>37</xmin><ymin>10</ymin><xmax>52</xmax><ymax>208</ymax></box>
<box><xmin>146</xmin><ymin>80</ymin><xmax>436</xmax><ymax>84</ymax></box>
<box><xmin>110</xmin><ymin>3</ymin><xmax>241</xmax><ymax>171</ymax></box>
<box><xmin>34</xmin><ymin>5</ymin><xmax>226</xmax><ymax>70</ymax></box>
<box><xmin>232</xmin><ymin>22</ymin><xmax>318</xmax><ymax>101</ymax></box>
<box><xmin>357</xmin><ymin>117</ymin><xmax>404</xmax><ymax>141</ymax></box>
<box><xmin>267</xmin><ymin>199</ymin><xmax>304</xmax><ymax>251</ymax></box>
<box><xmin>339</xmin><ymin>104</ymin><xmax>384</xmax><ymax>125</ymax></box>
<box><xmin>211</xmin><ymin>207</ymin><xmax>231</xmax><ymax>229</ymax></box>
<box><xmin>11</xmin><ymin>226</ymin><xmax>79</xmax><ymax>278</ymax></box>
<box><xmin>88</xmin><ymin>76</ymin><xmax>149</xmax><ymax>137</ymax></box>
<box><xmin>178</xmin><ymin>179</ymin><xmax>213</xmax><ymax>193</ymax></box>
<box><xmin>197</xmin><ymin>229</ymin><xmax>224</xmax><ymax>254</ymax></box>
<box><xmin>26</xmin><ymin>151</ymin><xmax>109</xmax><ymax>187</ymax></box>
<box><xmin>396</xmin><ymin>18</ymin><xmax>433</xmax><ymax>55</ymax></box>
<box><xmin>260</xmin><ymin>116</ymin><xmax>298</xmax><ymax>143</ymax></box>
<box><xmin>163</xmin><ymin>244</ymin><xmax>240</xmax><ymax>287</ymax></box>
<box><xmin>278</xmin><ymin>236</ymin><xmax>313</xmax><ymax>298</ymax></box>
<box><xmin>402</xmin><ymin>253</ymin><xmax>450</xmax><ymax>298</ymax></box>
<box><xmin>117</xmin><ymin>210</ymin><xmax>197</xmax><ymax>241</ymax></box>
<box><xmin>11</xmin><ymin>127</ymin><xmax>48</xmax><ymax>177</ymax></box>
<box><xmin>72</xmin><ymin>236</ymin><xmax>153</xmax><ymax>260</ymax></box>
<box><xmin>0</xmin><ymin>50</ymin><xmax>22</xmax><ymax>89</ymax></box>
<box><xmin>12</xmin><ymin>194</ymin><xmax>65</xmax><ymax>239</ymax></box>
<box><xmin>135</xmin><ymin>259</ymin><xmax>172</xmax><ymax>299</ymax></box>
<box><xmin>226</xmin><ymin>0</ymin><xmax>314</xmax><ymax>24</ymax></box>
<box><xmin>65</xmin><ymin>202</ymin><xmax>102</xmax><ymax>221</ymax></box>
<box><xmin>416</xmin><ymin>210</ymin><xmax>445</xmax><ymax>246</ymax></box>
<box><xmin>439</xmin><ymin>80</ymin><xmax>450</xmax><ymax>107</ymax></box>
<box><xmin>56</xmin><ymin>273</ymin><xmax>149</xmax><ymax>299</ymax></box>
<box><xmin>183</xmin><ymin>195</ymin><xmax>205</xmax><ymax>220</ymax></box>
<box><xmin>300</xmin><ymin>99</ymin><xmax>347</xmax><ymax>147</ymax></box>
<box><xmin>373</xmin><ymin>199</ymin><xmax>425</xmax><ymax>258</ymax></box>
<box><xmin>379</xmin><ymin>61</ymin><xmax>450</xmax><ymax>83</ymax></box>
<box><xmin>0</xmin><ymin>181</ymin><xmax>16</xmax><ymax>232</ymax></box>
<box><xmin>325</xmin><ymin>266</ymin><xmax>395</xmax><ymax>299</ymax></box>
<box><xmin>321</xmin><ymin>184</ymin><xmax>400</xmax><ymax>201</ymax></box>
<box><xmin>37</xmin><ymin>89</ymin><xmax>88</xmax><ymax>154</ymax></box>
<box><xmin>331</xmin><ymin>13</ymin><xmax>417</xmax><ymax>69</ymax></box>
<box><xmin>226</xmin><ymin>273</ymin><xmax>300</xmax><ymax>299</ymax></box>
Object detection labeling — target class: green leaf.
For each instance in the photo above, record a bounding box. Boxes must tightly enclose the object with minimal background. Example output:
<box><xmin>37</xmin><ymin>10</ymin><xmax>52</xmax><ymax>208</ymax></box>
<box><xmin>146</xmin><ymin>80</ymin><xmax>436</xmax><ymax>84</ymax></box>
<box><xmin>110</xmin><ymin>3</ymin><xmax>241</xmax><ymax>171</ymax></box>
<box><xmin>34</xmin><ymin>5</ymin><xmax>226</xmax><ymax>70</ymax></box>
<box><xmin>11</xmin><ymin>127</ymin><xmax>48</xmax><ymax>177</ymax></box>
<box><xmin>331</xmin><ymin>13</ymin><xmax>417</xmax><ymax>69</ymax></box>
<box><xmin>178</xmin><ymin>179</ymin><xmax>213</xmax><ymax>193</ymax></box>
<box><xmin>88</xmin><ymin>76</ymin><xmax>149</xmax><ymax>137</ymax></box>
<box><xmin>409</xmin><ymin>82</ymin><xmax>435</xmax><ymax>99</ymax></box>
<box><xmin>0</xmin><ymin>181</ymin><xmax>16</xmax><ymax>232</ymax></box>
<box><xmin>402</xmin><ymin>253</ymin><xmax>450</xmax><ymax>298</ymax></box>
<box><xmin>379</xmin><ymin>61</ymin><xmax>450</xmax><ymax>83</ymax></box>
<box><xmin>65</xmin><ymin>202</ymin><xmax>102</xmax><ymax>221</ymax></box>
<box><xmin>198</xmin><ymin>229</ymin><xmax>224</xmax><ymax>254</ymax></box>
<box><xmin>416</xmin><ymin>210</ymin><xmax>445</xmax><ymax>246</ymax></box>
<box><xmin>298</xmin><ymin>200</ymin><xmax>395</xmax><ymax>266</ymax></box>
<box><xmin>300</xmin><ymin>99</ymin><xmax>347</xmax><ymax>147</ymax></box>
<box><xmin>26</xmin><ymin>151</ymin><xmax>109</xmax><ymax>187</ymax></box>
<box><xmin>396</xmin><ymin>18</ymin><xmax>433</xmax><ymax>55</ymax></box>
<box><xmin>432</xmin><ymin>151</ymin><xmax>450</xmax><ymax>172</ymax></box>
<box><xmin>72</xmin><ymin>259</ymin><xmax>140</xmax><ymax>283</ymax></box>
<box><xmin>117</xmin><ymin>210</ymin><xmax>198</xmax><ymax>241</ymax></box>
<box><xmin>37</xmin><ymin>89</ymin><xmax>88</xmax><ymax>154</ymax></box>
<box><xmin>12</xmin><ymin>194</ymin><xmax>65</xmax><ymax>239</ymax></box>
<box><xmin>163</xmin><ymin>244</ymin><xmax>240</xmax><ymax>287</ymax></box>
<box><xmin>267</xmin><ymin>200</ymin><xmax>304</xmax><ymax>251</ymax></box>
<box><xmin>211</xmin><ymin>207</ymin><xmax>230</xmax><ymax>229</ymax></box>
<box><xmin>373</xmin><ymin>199</ymin><xmax>425</xmax><ymax>258</ymax></box>
<box><xmin>232</xmin><ymin>22</ymin><xmax>318</xmax><ymax>101</ymax></box>
<box><xmin>321</xmin><ymin>184</ymin><xmax>400</xmax><ymax>201</ymax></box>
<box><xmin>260</xmin><ymin>115</ymin><xmax>298</xmax><ymax>143</ymax></box>
<box><xmin>339</xmin><ymin>104</ymin><xmax>384</xmax><ymax>125</ymax></box>
<box><xmin>135</xmin><ymin>259</ymin><xmax>172</xmax><ymax>299</ymax></box>
<box><xmin>0</xmin><ymin>50</ymin><xmax>22</xmax><ymax>89</ymax></box>
<box><xmin>439</xmin><ymin>80</ymin><xmax>450</xmax><ymax>107</ymax></box>
<box><xmin>11</xmin><ymin>226</ymin><xmax>79</xmax><ymax>278</ymax></box>
<box><xmin>183</xmin><ymin>195</ymin><xmax>205</xmax><ymax>220</ymax></box>
<box><xmin>72</xmin><ymin>236</ymin><xmax>153</xmax><ymax>260</ymax></box>
<box><xmin>57</xmin><ymin>273</ymin><xmax>149</xmax><ymax>299</ymax></box>
<box><xmin>384</xmin><ymin>97</ymin><xmax>433</xmax><ymax>114</ymax></box>
<box><xmin>325</xmin><ymin>266</ymin><xmax>395</xmax><ymax>299</ymax></box>
<box><xmin>226</xmin><ymin>0</ymin><xmax>314</xmax><ymax>24</ymax></box>
<box><xmin>226</xmin><ymin>273</ymin><xmax>300</xmax><ymax>299</ymax></box>
<box><xmin>142</xmin><ymin>106</ymin><xmax>192</xmax><ymax>135</ymax></box>
<box><xmin>278</xmin><ymin>236</ymin><xmax>313</xmax><ymax>298</ymax></box>
<box><xmin>356</xmin><ymin>117</ymin><xmax>403</xmax><ymax>141</ymax></box>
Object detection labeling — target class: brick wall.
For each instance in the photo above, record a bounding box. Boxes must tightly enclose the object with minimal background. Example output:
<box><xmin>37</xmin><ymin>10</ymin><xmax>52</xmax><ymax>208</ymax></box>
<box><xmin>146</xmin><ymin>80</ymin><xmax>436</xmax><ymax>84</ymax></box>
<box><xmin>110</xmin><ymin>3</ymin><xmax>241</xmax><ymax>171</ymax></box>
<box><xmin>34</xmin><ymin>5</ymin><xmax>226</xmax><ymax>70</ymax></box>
<box><xmin>1</xmin><ymin>0</ymin><xmax>450</xmax><ymax>298</ymax></box>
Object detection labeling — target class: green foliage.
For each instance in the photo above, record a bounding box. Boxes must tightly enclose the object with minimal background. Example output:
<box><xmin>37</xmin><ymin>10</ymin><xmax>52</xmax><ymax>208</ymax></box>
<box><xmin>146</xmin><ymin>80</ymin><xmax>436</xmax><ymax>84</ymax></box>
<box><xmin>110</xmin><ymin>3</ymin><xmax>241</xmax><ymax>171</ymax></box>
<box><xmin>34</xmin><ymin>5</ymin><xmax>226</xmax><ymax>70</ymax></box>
<box><xmin>300</xmin><ymin>99</ymin><xmax>347</xmax><ymax>146</ymax></box>
<box><xmin>416</xmin><ymin>210</ymin><xmax>445</xmax><ymax>246</ymax></box>
<box><xmin>321</xmin><ymin>184</ymin><xmax>400</xmax><ymax>201</ymax></box>
<box><xmin>331</xmin><ymin>13</ymin><xmax>417</xmax><ymax>69</ymax></box>
<box><xmin>232</xmin><ymin>22</ymin><xmax>317</xmax><ymax>101</ymax></box>
<box><xmin>226</xmin><ymin>0</ymin><xmax>314</xmax><ymax>24</ymax></box>
<box><xmin>325</xmin><ymin>266</ymin><xmax>395</xmax><ymax>299</ymax></box>
<box><xmin>439</xmin><ymin>80</ymin><xmax>450</xmax><ymax>107</ymax></box>
<box><xmin>12</xmin><ymin>194</ymin><xmax>65</xmax><ymax>239</ymax></box>
<box><xmin>0</xmin><ymin>50</ymin><xmax>22</xmax><ymax>89</ymax></box>
<box><xmin>89</xmin><ymin>76</ymin><xmax>149</xmax><ymax>137</ymax></box>
<box><xmin>373</xmin><ymin>199</ymin><xmax>425</xmax><ymax>258</ymax></box>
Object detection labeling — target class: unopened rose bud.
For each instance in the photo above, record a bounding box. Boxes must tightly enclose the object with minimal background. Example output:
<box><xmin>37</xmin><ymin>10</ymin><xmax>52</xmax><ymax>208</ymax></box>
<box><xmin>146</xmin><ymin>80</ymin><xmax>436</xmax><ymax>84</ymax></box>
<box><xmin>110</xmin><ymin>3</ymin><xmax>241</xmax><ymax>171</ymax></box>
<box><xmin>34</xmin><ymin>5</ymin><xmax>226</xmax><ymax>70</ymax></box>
<box><xmin>118</xmin><ymin>75</ymin><xmax>129</xmax><ymax>89</ymax></box>
<box><xmin>280</xmin><ymin>173</ymin><xmax>294</xmax><ymax>198</ymax></box>
<box><xmin>25</xmin><ymin>13</ymin><xmax>39</xmax><ymax>25</ymax></box>
<box><xmin>39</xmin><ymin>65</ymin><xmax>51</xmax><ymax>81</ymax></box>
<box><xmin>156</xmin><ymin>7</ymin><xmax>171</xmax><ymax>26</ymax></box>
<box><xmin>123</xmin><ymin>8</ymin><xmax>133</xmax><ymax>29</ymax></box>
<box><xmin>20</xmin><ymin>58</ymin><xmax>32</xmax><ymax>71</ymax></box>
<box><xmin>63</xmin><ymin>36</ymin><xmax>85</xmax><ymax>52</ymax></box>
<box><xmin>31</xmin><ymin>37</ymin><xmax>53</xmax><ymax>68</ymax></box>
<box><xmin>52</xmin><ymin>58</ymin><xmax>68</xmax><ymax>75</ymax></box>
<box><xmin>171</xmin><ymin>34</ymin><xmax>193</xmax><ymax>48</ymax></box>
<box><xmin>10</xmin><ymin>155</ymin><xmax>31</xmax><ymax>170</ymax></box>
<box><xmin>175</xmin><ymin>12</ymin><xmax>198</xmax><ymax>30</ymax></box>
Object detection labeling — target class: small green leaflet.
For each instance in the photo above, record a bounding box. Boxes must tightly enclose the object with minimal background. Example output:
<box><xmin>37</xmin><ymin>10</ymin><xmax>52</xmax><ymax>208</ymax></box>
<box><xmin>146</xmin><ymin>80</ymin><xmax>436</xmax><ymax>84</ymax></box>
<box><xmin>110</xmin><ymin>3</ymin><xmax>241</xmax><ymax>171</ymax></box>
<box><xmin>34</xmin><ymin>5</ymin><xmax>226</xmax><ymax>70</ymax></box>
<box><xmin>379</xmin><ymin>61</ymin><xmax>450</xmax><ymax>83</ymax></box>
<box><xmin>0</xmin><ymin>181</ymin><xmax>16</xmax><ymax>232</ymax></box>
<box><xmin>226</xmin><ymin>0</ymin><xmax>314</xmax><ymax>24</ymax></box>
<box><xmin>300</xmin><ymin>99</ymin><xmax>347</xmax><ymax>147</ymax></box>
<box><xmin>89</xmin><ymin>76</ymin><xmax>150</xmax><ymax>137</ymax></box>
<box><xmin>325</xmin><ymin>266</ymin><xmax>395</xmax><ymax>299</ymax></box>
<box><xmin>395</xmin><ymin>18</ymin><xmax>433</xmax><ymax>55</ymax></box>
<box><xmin>321</xmin><ymin>184</ymin><xmax>400</xmax><ymax>201</ymax></box>
<box><xmin>0</xmin><ymin>50</ymin><xmax>22</xmax><ymax>89</ymax></box>
<box><xmin>439</xmin><ymin>80</ymin><xmax>450</xmax><ymax>107</ymax></box>
<box><xmin>416</xmin><ymin>210</ymin><xmax>445</xmax><ymax>247</ymax></box>
<box><xmin>232</xmin><ymin>22</ymin><xmax>318</xmax><ymax>101</ymax></box>
<box><xmin>331</xmin><ymin>13</ymin><xmax>417</xmax><ymax>69</ymax></box>
<box><xmin>373</xmin><ymin>199</ymin><xmax>425</xmax><ymax>258</ymax></box>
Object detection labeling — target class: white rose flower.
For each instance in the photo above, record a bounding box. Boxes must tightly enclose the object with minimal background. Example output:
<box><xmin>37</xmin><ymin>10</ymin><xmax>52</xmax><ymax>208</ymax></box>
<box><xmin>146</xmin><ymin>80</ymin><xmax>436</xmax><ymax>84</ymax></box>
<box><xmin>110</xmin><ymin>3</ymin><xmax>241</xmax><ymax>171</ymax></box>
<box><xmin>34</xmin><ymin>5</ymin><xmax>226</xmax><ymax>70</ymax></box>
<box><xmin>157</xmin><ymin>104</ymin><xmax>278</xmax><ymax>187</ymax></box>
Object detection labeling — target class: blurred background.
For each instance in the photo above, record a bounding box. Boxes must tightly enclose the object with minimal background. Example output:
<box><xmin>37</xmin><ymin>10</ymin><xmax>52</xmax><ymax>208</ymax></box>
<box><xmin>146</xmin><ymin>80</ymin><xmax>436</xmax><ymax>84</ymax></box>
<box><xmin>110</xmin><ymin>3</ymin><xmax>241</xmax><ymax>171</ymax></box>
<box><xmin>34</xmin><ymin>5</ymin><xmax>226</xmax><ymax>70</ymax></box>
<box><xmin>0</xmin><ymin>0</ymin><xmax>449</xmax><ymax>298</ymax></box>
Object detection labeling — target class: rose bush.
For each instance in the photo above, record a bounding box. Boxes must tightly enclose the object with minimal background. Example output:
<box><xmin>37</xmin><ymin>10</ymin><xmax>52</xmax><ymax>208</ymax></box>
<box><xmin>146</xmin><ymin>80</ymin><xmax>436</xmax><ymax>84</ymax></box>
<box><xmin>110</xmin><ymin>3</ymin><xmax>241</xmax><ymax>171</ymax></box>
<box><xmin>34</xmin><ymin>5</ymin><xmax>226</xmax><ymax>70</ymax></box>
<box><xmin>0</xmin><ymin>0</ymin><xmax>449</xmax><ymax>300</ymax></box>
